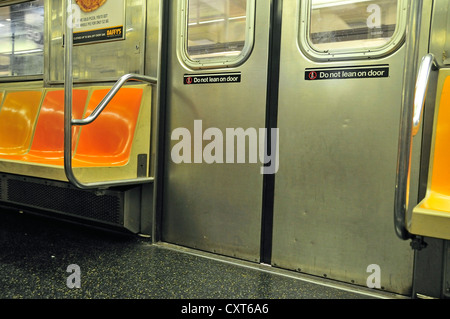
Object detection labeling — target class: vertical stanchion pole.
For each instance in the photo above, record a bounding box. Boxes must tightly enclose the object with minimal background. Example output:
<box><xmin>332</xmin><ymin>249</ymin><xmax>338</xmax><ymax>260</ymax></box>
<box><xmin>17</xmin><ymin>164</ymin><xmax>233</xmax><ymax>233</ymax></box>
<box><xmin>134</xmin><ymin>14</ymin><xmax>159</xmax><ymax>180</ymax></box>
<box><xmin>64</xmin><ymin>0</ymin><xmax>75</xmax><ymax>184</ymax></box>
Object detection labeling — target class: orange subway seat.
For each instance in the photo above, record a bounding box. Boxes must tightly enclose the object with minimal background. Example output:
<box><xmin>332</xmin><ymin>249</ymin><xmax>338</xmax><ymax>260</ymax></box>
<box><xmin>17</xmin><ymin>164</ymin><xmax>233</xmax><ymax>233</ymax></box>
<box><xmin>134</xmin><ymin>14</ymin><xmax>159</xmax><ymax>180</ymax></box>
<box><xmin>23</xmin><ymin>89</ymin><xmax>88</xmax><ymax>165</ymax></box>
<box><xmin>419</xmin><ymin>76</ymin><xmax>450</xmax><ymax>212</ymax></box>
<box><xmin>72</xmin><ymin>87</ymin><xmax>143</xmax><ymax>167</ymax></box>
<box><xmin>410</xmin><ymin>75</ymin><xmax>450</xmax><ymax>239</ymax></box>
<box><xmin>0</xmin><ymin>91</ymin><xmax>42</xmax><ymax>156</ymax></box>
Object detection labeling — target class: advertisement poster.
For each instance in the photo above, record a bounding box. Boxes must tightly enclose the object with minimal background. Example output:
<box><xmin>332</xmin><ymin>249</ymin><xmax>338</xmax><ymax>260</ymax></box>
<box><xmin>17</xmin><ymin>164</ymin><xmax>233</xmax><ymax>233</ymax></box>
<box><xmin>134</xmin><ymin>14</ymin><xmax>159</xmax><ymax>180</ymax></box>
<box><xmin>72</xmin><ymin>0</ymin><xmax>125</xmax><ymax>45</ymax></box>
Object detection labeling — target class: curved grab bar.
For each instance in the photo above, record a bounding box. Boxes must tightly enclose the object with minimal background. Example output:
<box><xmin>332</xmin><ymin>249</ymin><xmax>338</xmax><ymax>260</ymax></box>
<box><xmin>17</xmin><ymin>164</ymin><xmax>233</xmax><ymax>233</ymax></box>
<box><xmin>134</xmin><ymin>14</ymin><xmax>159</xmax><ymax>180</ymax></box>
<box><xmin>64</xmin><ymin>1</ymin><xmax>155</xmax><ymax>189</ymax></box>
<box><xmin>72</xmin><ymin>73</ymin><xmax>157</xmax><ymax>126</ymax></box>
<box><xmin>394</xmin><ymin>0</ymin><xmax>427</xmax><ymax>240</ymax></box>
<box><xmin>412</xmin><ymin>54</ymin><xmax>436</xmax><ymax>136</ymax></box>
<box><xmin>394</xmin><ymin>53</ymin><xmax>436</xmax><ymax>240</ymax></box>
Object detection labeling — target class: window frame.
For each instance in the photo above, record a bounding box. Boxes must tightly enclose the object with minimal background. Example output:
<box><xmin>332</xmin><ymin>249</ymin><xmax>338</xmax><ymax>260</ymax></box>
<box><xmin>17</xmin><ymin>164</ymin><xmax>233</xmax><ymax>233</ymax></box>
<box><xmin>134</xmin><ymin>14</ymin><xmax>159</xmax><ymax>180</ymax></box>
<box><xmin>178</xmin><ymin>0</ymin><xmax>256</xmax><ymax>69</ymax></box>
<box><xmin>299</xmin><ymin>0</ymin><xmax>408</xmax><ymax>61</ymax></box>
<box><xmin>0</xmin><ymin>0</ymin><xmax>45</xmax><ymax>82</ymax></box>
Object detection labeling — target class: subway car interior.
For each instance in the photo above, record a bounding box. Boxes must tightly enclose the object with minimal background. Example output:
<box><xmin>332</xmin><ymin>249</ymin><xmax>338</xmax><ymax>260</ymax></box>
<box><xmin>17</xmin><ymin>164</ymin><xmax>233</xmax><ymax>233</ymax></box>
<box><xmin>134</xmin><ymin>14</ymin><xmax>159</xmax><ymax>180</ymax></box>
<box><xmin>0</xmin><ymin>0</ymin><xmax>449</xmax><ymax>302</ymax></box>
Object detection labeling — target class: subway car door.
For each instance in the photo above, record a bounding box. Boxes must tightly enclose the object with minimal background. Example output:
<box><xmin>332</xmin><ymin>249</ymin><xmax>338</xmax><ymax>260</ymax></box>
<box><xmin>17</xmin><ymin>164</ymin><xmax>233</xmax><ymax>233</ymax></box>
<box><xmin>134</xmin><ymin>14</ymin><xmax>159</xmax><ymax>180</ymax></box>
<box><xmin>162</xmin><ymin>0</ymin><xmax>272</xmax><ymax>262</ymax></box>
<box><xmin>271</xmin><ymin>0</ymin><xmax>431</xmax><ymax>295</ymax></box>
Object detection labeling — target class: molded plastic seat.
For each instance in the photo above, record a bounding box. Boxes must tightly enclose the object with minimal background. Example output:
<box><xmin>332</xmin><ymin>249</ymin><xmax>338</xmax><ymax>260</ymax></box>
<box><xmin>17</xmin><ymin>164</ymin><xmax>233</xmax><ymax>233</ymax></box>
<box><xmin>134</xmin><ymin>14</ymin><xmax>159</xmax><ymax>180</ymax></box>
<box><xmin>0</xmin><ymin>90</ymin><xmax>88</xmax><ymax>164</ymax></box>
<box><xmin>72</xmin><ymin>87</ymin><xmax>144</xmax><ymax>167</ymax></box>
<box><xmin>24</xmin><ymin>89</ymin><xmax>88</xmax><ymax>165</ymax></box>
<box><xmin>0</xmin><ymin>91</ymin><xmax>42</xmax><ymax>155</ymax></box>
<box><xmin>412</xmin><ymin>75</ymin><xmax>450</xmax><ymax>239</ymax></box>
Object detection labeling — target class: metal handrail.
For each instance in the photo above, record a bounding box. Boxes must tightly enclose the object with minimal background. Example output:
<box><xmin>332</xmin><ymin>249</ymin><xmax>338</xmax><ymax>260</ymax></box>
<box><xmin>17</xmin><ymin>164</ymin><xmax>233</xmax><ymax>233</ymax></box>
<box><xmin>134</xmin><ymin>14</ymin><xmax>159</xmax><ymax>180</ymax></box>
<box><xmin>64</xmin><ymin>1</ymin><xmax>156</xmax><ymax>189</ymax></box>
<box><xmin>394</xmin><ymin>54</ymin><xmax>436</xmax><ymax>240</ymax></box>
<box><xmin>413</xmin><ymin>54</ymin><xmax>436</xmax><ymax>136</ymax></box>
<box><xmin>72</xmin><ymin>73</ymin><xmax>157</xmax><ymax>126</ymax></box>
<box><xmin>394</xmin><ymin>0</ymin><xmax>426</xmax><ymax>240</ymax></box>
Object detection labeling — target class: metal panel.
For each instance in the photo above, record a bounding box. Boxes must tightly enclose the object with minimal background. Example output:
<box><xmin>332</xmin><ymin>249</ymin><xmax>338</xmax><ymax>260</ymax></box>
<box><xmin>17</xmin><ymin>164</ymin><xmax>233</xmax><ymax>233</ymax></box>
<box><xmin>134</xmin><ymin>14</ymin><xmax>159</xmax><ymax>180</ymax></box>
<box><xmin>270</xmin><ymin>0</ymin><xmax>425</xmax><ymax>295</ymax></box>
<box><xmin>0</xmin><ymin>173</ymin><xmax>142</xmax><ymax>232</ymax></box>
<box><xmin>162</xmin><ymin>0</ymin><xmax>271</xmax><ymax>262</ymax></box>
<box><xmin>429</xmin><ymin>1</ymin><xmax>450</xmax><ymax>67</ymax></box>
<box><xmin>45</xmin><ymin>0</ymin><xmax>146</xmax><ymax>83</ymax></box>
<box><xmin>413</xmin><ymin>237</ymin><xmax>444</xmax><ymax>298</ymax></box>
<box><xmin>443</xmin><ymin>241</ymin><xmax>450</xmax><ymax>298</ymax></box>
<box><xmin>145</xmin><ymin>0</ymin><xmax>160</xmax><ymax>79</ymax></box>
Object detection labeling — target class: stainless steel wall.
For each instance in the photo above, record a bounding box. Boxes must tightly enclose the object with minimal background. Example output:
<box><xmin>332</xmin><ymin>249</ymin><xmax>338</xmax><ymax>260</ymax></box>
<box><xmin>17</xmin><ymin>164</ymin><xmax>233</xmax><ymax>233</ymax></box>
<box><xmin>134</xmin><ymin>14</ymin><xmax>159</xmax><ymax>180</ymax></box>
<box><xmin>45</xmin><ymin>0</ymin><xmax>147</xmax><ymax>84</ymax></box>
<box><xmin>161</xmin><ymin>0</ymin><xmax>271</xmax><ymax>262</ymax></box>
<box><xmin>270</xmin><ymin>0</ymin><xmax>433</xmax><ymax>295</ymax></box>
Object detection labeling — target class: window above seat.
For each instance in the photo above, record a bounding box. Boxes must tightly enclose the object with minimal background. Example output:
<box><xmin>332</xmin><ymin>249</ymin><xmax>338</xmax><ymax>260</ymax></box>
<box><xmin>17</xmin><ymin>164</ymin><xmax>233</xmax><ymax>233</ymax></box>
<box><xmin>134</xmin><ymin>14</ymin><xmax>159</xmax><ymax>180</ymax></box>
<box><xmin>0</xmin><ymin>0</ymin><xmax>44</xmax><ymax>80</ymax></box>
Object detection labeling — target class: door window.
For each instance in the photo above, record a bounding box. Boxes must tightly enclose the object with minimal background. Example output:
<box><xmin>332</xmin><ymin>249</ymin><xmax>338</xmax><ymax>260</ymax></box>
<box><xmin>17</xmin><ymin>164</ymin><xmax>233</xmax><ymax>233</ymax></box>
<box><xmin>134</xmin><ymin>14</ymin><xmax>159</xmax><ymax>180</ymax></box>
<box><xmin>301</xmin><ymin>0</ymin><xmax>406</xmax><ymax>60</ymax></box>
<box><xmin>180</xmin><ymin>0</ymin><xmax>255</xmax><ymax>68</ymax></box>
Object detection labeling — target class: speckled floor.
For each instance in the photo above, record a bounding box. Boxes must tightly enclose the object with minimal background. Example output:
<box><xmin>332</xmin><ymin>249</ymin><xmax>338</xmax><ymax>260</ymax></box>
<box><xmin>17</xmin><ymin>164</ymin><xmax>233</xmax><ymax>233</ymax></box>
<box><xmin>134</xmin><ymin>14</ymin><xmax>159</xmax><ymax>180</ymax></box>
<box><xmin>0</xmin><ymin>208</ymin><xmax>389</xmax><ymax>300</ymax></box>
